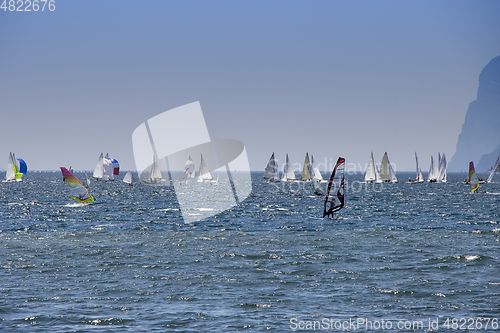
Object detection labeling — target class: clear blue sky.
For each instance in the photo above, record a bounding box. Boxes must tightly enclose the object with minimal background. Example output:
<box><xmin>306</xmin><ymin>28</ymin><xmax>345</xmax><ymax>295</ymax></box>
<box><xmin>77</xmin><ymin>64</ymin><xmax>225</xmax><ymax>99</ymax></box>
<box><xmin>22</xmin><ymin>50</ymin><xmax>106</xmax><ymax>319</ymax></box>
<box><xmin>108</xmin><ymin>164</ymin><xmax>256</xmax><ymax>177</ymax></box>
<box><xmin>1</xmin><ymin>1</ymin><xmax>500</xmax><ymax>172</ymax></box>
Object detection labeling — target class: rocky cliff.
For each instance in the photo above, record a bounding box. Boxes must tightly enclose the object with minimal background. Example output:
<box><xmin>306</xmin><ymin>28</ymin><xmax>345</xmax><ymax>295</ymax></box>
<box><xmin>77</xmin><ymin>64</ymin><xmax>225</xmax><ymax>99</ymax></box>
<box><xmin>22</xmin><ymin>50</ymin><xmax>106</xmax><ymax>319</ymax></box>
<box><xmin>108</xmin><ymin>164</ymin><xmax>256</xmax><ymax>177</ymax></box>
<box><xmin>449</xmin><ymin>56</ymin><xmax>500</xmax><ymax>172</ymax></box>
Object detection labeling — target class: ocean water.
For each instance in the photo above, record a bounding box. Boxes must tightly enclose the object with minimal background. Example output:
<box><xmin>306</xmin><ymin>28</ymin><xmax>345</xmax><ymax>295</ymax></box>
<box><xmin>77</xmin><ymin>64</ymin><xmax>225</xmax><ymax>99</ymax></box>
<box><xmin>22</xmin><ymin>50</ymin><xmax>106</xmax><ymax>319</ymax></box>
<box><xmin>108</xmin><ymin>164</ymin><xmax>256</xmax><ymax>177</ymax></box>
<box><xmin>0</xmin><ymin>171</ymin><xmax>499</xmax><ymax>332</ymax></box>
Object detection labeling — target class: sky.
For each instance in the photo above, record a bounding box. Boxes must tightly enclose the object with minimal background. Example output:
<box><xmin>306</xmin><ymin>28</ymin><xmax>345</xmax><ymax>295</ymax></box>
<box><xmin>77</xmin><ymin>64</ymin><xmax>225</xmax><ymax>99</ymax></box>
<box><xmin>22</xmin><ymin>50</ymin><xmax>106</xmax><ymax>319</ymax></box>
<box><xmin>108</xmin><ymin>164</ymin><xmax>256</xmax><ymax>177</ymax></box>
<box><xmin>1</xmin><ymin>0</ymin><xmax>500</xmax><ymax>173</ymax></box>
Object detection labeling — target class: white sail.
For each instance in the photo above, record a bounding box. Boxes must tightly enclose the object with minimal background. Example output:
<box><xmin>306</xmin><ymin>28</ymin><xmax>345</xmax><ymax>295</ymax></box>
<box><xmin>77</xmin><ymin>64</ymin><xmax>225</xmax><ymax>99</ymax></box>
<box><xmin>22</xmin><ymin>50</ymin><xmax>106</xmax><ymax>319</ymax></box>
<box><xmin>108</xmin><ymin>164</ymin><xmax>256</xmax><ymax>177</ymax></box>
<box><xmin>379</xmin><ymin>152</ymin><xmax>397</xmax><ymax>183</ymax></box>
<box><xmin>428</xmin><ymin>155</ymin><xmax>439</xmax><ymax>182</ymax></box>
<box><xmin>5</xmin><ymin>153</ymin><xmax>16</xmax><ymax>182</ymax></box>
<box><xmin>281</xmin><ymin>154</ymin><xmax>295</xmax><ymax>181</ymax></box>
<box><xmin>310</xmin><ymin>155</ymin><xmax>324</xmax><ymax>182</ymax></box>
<box><xmin>197</xmin><ymin>153</ymin><xmax>212</xmax><ymax>182</ymax></box>
<box><xmin>301</xmin><ymin>153</ymin><xmax>311</xmax><ymax>181</ymax></box>
<box><xmin>93</xmin><ymin>153</ymin><xmax>104</xmax><ymax>179</ymax></box>
<box><xmin>103</xmin><ymin>153</ymin><xmax>114</xmax><ymax>181</ymax></box>
<box><xmin>437</xmin><ymin>152</ymin><xmax>447</xmax><ymax>182</ymax></box>
<box><xmin>123</xmin><ymin>171</ymin><xmax>132</xmax><ymax>185</ymax></box>
<box><xmin>364</xmin><ymin>152</ymin><xmax>381</xmax><ymax>183</ymax></box>
<box><xmin>184</xmin><ymin>156</ymin><xmax>196</xmax><ymax>179</ymax></box>
<box><xmin>486</xmin><ymin>155</ymin><xmax>500</xmax><ymax>183</ymax></box>
<box><xmin>308</xmin><ymin>163</ymin><xmax>323</xmax><ymax>195</ymax></box>
<box><xmin>264</xmin><ymin>153</ymin><xmax>279</xmax><ymax>181</ymax></box>
<box><xmin>415</xmin><ymin>152</ymin><xmax>424</xmax><ymax>182</ymax></box>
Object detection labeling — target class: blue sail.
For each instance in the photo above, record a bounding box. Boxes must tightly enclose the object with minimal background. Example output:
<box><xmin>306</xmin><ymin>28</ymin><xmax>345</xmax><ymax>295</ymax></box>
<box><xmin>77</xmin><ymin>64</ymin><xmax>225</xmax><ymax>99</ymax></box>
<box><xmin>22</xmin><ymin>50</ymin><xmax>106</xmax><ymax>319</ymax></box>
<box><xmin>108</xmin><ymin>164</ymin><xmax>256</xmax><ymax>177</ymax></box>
<box><xmin>17</xmin><ymin>159</ymin><xmax>27</xmax><ymax>174</ymax></box>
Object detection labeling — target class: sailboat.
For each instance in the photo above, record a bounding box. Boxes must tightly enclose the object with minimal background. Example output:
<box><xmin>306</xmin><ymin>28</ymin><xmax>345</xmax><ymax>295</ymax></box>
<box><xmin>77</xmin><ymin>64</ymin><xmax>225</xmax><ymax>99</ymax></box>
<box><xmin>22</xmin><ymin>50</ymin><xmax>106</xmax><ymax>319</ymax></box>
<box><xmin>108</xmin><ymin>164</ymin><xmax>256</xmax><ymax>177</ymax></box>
<box><xmin>486</xmin><ymin>155</ymin><xmax>500</xmax><ymax>183</ymax></box>
<box><xmin>123</xmin><ymin>171</ymin><xmax>133</xmax><ymax>185</ymax></box>
<box><xmin>310</xmin><ymin>155</ymin><xmax>325</xmax><ymax>182</ymax></box>
<box><xmin>93</xmin><ymin>153</ymin><xmax>114</xmax><ymax>181</ymax></box>
<box><xmin>308</xmin><ymin>163</ymin><xmax>323</xmax><ymax>196</ymax></box>
<box><xmin>142</xmin><ymin>155</ymin><xmax>164</xmax><ymax>184</ymax></box>
<box><xmin>437</xmin><ymin>153</ymin><xmax>447</xmax><ymax>182</ymax></box>
<box><xmin>323</xmin><ymin>157</ymin><xmax>345</xmax><ymax>218</ymax></box>
<box><xmin>4</xmin><ymin>152</ymin><xmax>24</xmax><ymax>182</ymax></box>
<box><xmin>364</xmin><ymin>152</ymin><xmax>381</xmax><ymax>183</ymax></box>
<box><xmin>408</xmin><ymin>152</ymin><xmax>424</xmax><ymax>183</ymax></box>
<box><xmin>379</xmin><ymin>152</ymin><xmax>397</xmax><ymax>183</ymax></box>
<box><xmin>281</xmin><ymin>154</ymin><xmax>296</xmax><ymax>182</ymax></box>
<box><xmin>184</xmin><ymin>156</ymin><xmax>196</xmax><ymax>180</ymax></box>
<box><xmin>469</xmin><ymin>161</ymin><xmax>479</xmax><ymax>193</ymax></box>
<box><xmin>263</xmin><ymin>152</ymin><xmax>280</xmax><ymax>182</ymax></box>
<box><xmin>301</xmin><ymin>153</ymin><xmax>312</xmax><ymax>181</ymax></box>
<box><xmin>60</xmin><ymin>167</ymin><xmax>95</xmax><ymax>204</ymax></box>
<box><xmin>428</xmin><ymin>155</ymin><xmax>438</xmax><ymax>182</ymax></box>
<box><xmin>197</xmin><ymin>153</ymin><xmax>213</xmax><ymax>182</ymax></box>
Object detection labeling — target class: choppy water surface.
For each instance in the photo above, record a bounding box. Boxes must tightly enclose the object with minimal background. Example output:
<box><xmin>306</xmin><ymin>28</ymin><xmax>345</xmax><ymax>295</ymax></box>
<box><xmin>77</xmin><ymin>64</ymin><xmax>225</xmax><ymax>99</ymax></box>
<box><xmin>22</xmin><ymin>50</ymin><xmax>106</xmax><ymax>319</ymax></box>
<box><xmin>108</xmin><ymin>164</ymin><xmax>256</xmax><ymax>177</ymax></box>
<box><xmin>0</xmin><ymin>172</ymin><xmax>499</xmax><ymax>332</ymax></box>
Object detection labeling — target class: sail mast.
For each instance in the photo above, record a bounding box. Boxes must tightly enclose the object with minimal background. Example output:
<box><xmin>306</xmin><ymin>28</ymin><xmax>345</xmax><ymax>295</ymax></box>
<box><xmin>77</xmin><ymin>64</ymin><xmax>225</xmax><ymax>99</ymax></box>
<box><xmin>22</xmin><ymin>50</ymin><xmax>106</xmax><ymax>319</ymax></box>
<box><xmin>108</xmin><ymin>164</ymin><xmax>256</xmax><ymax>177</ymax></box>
<box><xmin>323</xmin><ymin>157</ymin><xmax>345</xmax><ymax>218</ymax></box>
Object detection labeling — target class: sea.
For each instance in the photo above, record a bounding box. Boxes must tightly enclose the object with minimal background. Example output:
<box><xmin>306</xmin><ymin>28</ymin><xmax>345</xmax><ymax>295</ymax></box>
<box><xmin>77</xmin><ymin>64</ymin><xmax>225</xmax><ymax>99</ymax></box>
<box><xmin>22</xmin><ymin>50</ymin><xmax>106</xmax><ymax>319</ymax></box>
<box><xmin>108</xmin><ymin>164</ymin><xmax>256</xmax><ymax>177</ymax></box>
<box><xmin>0</xmin><ymin>171</ymin><xmax>499</xmax><ymax>332</ymax></box>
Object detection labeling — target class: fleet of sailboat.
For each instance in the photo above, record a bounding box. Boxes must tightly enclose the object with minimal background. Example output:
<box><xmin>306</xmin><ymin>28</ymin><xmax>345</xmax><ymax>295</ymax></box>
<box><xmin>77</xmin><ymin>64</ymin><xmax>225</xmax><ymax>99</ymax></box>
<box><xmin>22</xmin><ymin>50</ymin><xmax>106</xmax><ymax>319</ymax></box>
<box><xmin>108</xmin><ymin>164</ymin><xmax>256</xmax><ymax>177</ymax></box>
<box><xmin>428</xmin><ymin>153</ymin><xmax>447</xmax><ymax>182</ymax></box>
<box><xmin>93</xmin><ymin>153</ymin><xmax>118</xmax><ymax>181</ymax></box>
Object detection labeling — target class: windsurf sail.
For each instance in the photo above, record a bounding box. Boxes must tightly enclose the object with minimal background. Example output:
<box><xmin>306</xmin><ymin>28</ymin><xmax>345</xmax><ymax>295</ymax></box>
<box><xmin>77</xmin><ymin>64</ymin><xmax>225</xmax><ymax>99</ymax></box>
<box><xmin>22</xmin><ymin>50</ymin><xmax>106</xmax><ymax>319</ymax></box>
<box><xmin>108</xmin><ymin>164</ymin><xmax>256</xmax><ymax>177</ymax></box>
<box><xmin>469</xmin><ymin>161</ymin><xmax>479</xmax><ymax>193</ymax></box>
<box><xmin>264</xmin><ymin>153</ymin><xmax>279</xmax><ymax>181</ymax></box>
<box><xmin>323</xmin><ymin>157</ymin><xmax>345</xmax><ymax>218</ymax></box>
<box><xmin>60</xmin><ymin>167</ymin><xmax>95</xmax><ymax>204</ymax></box>
<box><xmin>301</xmin><ymin>153</ymin><xmax>311</xmax><ymax>181</ymax></box>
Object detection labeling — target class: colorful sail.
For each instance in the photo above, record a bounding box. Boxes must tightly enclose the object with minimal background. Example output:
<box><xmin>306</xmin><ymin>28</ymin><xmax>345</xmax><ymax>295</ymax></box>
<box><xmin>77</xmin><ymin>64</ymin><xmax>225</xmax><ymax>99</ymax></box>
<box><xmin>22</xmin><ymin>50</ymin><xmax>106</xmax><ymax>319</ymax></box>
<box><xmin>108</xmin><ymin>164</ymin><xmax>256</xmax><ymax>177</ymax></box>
<box><xmin>60</xmin><ymin>167</ymin><xmax>95</xmax><ymax>204</ymax></box>
<box><xmin>469</xmin><ymin>161</ymin><xmax>479</xmax><ymax>193</ymax></box>
<box><xmin>111</xmin><ymin>158</ymin><xmax>120</xmax><ymax>175</ymax></box>
<box><xmin>323</xmin><ymin>157</ymin><xmax>345</xmax><ymax>218</ymax></box>
<box><xmin>17</xmin><ymin>158</ymin><xmax>27</xmax><ymax>175</ymax></box>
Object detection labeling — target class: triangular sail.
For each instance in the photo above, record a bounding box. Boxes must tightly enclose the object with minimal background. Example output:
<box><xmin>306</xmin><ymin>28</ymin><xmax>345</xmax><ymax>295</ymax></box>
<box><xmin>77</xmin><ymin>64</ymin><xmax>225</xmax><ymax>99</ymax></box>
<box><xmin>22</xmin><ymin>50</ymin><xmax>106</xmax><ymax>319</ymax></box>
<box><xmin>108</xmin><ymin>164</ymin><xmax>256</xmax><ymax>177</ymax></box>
<box><xmin>5</xmin><ymin>153</ymin><xmax>16</xmax><ymax>181</ymax></box>
<box><xmin>301</xmin><ymin>153</ymin><xmax>311</xmax><ymax>181</ymax></box>
<box><xmin>469</xmin><ymin>161</ymin><xmax>479</xmax><ymax>193</ymax></box>
<box><xmin>60</xmin><ymin>167</ymin><xmax>95</xmax><ymax>204</ymax></box>
<box><xmin>123</xmin><ymin>171</ymin><xmax>132</xmax><ymax>185</ymax></box>
<box><xmin>486</xmin><ymin>155</ymin><xmax>499</xmax><ymax>183</ymax></box>
<box><xmin>323</xmin><ymin>157</ymin><xmax>345</xmax><ymax>218</ymax></box>
<box><xmin>379</xmin><ymin>152</ymin><xmax>397</xmax><ymax>183</ymax></box>
<box><xmin>264</xmin><ymin>153</ymin><xmax>279</xmax><ymax>181</ymax></box>
<box><xmin>184</xmin><ymin>156</ymin><xmax>196</xmax><ymax>179</ymax></box>
<box><xmin>281</xmin><ymin>154</ymin><xmax>295</xmax><ymax>181</ymax></box>
<box><xmin>364</xmin><ymin>152</ymin><xmax>381</xmax><ymax>183</ymax></box>
<box><xmin>437</xmin><ymin>153</ymin><xmax>447</xmax><ymax>182</ymax></box>
<box><xmin>308</xmin><ymin>163</ymin><xmax>323</xmax><ymax>196</ymax></box>
<box><xmin>428</xmin><ymin>156</ymin><xmax>438</xmax><ymax>182</ymax></box>
<box><xmin>310</xmin><ymin>155</ymin><xmax>323</xmax><ymax>182</ymax></box>
<box><xmin>198</xmin><ymin>153</ymin><xmax>212</xmax><ymax>182</ymax></box>
<box><xmin>93</xmin><ymin>153</ymin><xmax>104</xmax><ymax>179</ymax></box>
